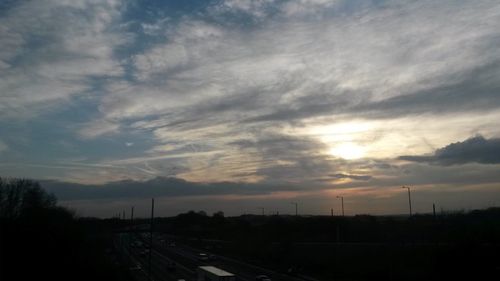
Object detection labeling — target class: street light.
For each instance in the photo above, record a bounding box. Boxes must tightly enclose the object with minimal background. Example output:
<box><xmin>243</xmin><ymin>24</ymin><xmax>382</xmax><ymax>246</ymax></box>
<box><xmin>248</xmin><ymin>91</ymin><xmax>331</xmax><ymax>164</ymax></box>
<box><xmin>257</xmin><ymin>207</ymin><xmax>265</xmax><ymax>216</ymax></box>
<box><xmin>402</xmin><ymin>186</ymin><xmax>412</xmax><ymax>216</ymax></box>
<box><xmin>291</xmin><ymin>202</ymin><xmax>298</xmax><ymax>216</ymax></box>
<box><xmin>336</xmin><ymin>196</ymin><xmax>344</xmax><ymax>216</ymax></box>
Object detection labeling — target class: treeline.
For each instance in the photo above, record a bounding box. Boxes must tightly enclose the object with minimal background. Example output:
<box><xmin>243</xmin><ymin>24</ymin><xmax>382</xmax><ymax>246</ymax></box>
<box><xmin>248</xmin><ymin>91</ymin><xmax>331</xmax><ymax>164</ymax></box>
<box><xmin>0</xmin><ymin>178</ymin><xmax>132</xmax><ymax>281</ymax></box>
<box><xmin>151</xmin><ymin>208</ymin><xmax>500</xmax><ymax>244</ymax></box>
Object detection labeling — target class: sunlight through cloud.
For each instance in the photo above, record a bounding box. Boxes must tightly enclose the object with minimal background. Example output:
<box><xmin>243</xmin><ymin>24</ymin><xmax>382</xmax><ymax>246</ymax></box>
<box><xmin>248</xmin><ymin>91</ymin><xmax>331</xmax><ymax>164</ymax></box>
<box><xmin>330</xmin><ymin>142</ymin><xmax>365</xmax><ymax>160</ymax></box>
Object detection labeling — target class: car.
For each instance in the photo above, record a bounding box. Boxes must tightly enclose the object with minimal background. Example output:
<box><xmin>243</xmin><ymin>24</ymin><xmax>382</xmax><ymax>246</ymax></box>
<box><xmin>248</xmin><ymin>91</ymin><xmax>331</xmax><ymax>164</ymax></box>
<box><xmin>209</xmin><ymin>254</ymin><xmax>217</xmax><ymax>260</ymax></box>
<box><xmin>197</xmin><ymin>253</ymin><xmax>209</xmax><ymax>261</ymax></box>
<box><xmin>255</xmin><ymin>275</ymin><xmax>272</xmax><ymax>281</ymax></box>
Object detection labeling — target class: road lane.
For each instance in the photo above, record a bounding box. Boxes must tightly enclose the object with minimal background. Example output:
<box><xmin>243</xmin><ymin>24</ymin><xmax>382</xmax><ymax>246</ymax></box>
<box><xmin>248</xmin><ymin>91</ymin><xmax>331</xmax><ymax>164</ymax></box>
<box><xmin>128</xmin><ymin>232</ymin><xmax>319</xmax><ymax>281</ymax></box>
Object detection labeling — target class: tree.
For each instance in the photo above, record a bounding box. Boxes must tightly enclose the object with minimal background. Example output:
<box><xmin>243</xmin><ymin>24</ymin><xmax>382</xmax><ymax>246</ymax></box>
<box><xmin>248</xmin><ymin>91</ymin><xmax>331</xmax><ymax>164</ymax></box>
<box><xmin>213</xmin><ymin>211</ymin><xmax>225</xmax><ymax>218</ymax></box>
<box><xmin>0</xmin><ymin>177</ymin><xmax>57</xmax><ymax>219</ymax></box>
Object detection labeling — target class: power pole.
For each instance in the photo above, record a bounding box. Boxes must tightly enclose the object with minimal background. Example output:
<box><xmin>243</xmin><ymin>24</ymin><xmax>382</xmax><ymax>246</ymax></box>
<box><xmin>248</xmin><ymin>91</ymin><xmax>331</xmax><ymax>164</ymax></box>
<box><xmin>341</xmin><ymin>198</ymin><xmax>344</xmax><ymax>216</ymax></box>
<box><xmin>337</xmin><ymin>196</ymin><xmax>344</xmax><ymax>216</ymax></box>
<box><xmin>331</xmin><ymin>208</ymin><xmax>334</xmax><ymax>217</ymax></box>
<box><xmin>402</xmin><ymin>186</ymin><xmax>412</xmax><ymax>217</ymax></box>
<box><xmin>432</xmin><ymin>203</ymin><xmax>436</xmax><ymax>218</ymax></box>
<box><xmin>291</xmin><ymin>202</ymin><xmax>298</xmax><ymax>216</ymax></box>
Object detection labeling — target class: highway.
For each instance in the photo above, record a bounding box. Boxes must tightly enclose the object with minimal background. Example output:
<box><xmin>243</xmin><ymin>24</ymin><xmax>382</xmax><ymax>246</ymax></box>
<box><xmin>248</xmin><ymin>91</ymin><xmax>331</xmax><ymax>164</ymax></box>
<box><xmin>117</xmin><ymin>232</ymin><xmax>317</xmax><ymax>281</ymax></box>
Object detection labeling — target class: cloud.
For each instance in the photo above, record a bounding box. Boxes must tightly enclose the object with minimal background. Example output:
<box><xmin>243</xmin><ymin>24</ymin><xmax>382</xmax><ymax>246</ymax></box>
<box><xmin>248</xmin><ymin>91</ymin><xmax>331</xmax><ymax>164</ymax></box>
<box><xmin>93</xmin><ymin>0</ymin><xmax>500</xmax><ymax>151</ymax></box>
<box><xmin>78</xmin><ymin>120</ymin><xmax>120</xmax><ymax>139</ymax></box>
<box><xmin>0</xmin><ymin>0</ymin><xmax>127</xmax><ymax>119</ymax></box>
<box><xmin>2</xmin><ymin>0</ymin><xmax>500</xmax><ymax>193</ymax></box>
<box><xmin>40</xmin><ymin>162</ymin><xmax>500</xmax><ymax>216</ymax></box>
<box><xmin>226</xmin><ymin>132</ymin><xmax>374</xmax><ymax>184</ymax></box>
<box><xmin>329</xmin><ymin>173</ymin><xmax>372</xmax><ymax>181</ymax></box>
<box><xmin>0</xmin><ymin>140</ymin><xmax>7</xmax><ymax>153</ymax></box>
<box><xmin>41</xmin><ymin>176</ymin><xmax>295</xmax><ymax>201</ymax></box>
<box><xmin>399</xmin><ymin>136</ymin><xmax>500</xmax><ymax>165</ymax></box>
<box><xmin>349</xmin><ymin>62</ymin><xmax>500</xmax><ymax>120</ymax></box>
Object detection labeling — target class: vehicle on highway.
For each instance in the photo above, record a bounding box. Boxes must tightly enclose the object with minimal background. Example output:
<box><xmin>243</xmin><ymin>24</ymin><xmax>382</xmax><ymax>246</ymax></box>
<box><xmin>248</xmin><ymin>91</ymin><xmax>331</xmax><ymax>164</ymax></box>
<box><xmin>255</xmin><ymin>275</ymin><xmax>271</xmax><ymax>281</ymax></box>
<box><xmin>197</xmin><ymin>253</ymin><xmax>209</xmax><ymax>261</ymax></box>
<box><xmin>197</xmin><ymin>266</ymin><xmax>236</xmax><ymax>281</ymax></box>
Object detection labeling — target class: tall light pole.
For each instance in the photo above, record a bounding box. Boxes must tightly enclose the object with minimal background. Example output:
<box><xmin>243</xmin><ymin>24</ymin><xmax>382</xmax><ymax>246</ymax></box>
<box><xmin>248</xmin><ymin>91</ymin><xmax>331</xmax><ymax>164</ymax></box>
<box><xmin>258</xmin><ymin>207</ymin><xmax>265</xmax><ymax>216</ymax></box>
<box><xmin>336</xmin><ymin>196</ymin><xmax>344</xmax><ymax>216</ymax></box>
<box><xmin>128</xmin><ymin>206</ymin><xmax>135</xmax><ymax>249</ymax></box>
<box><xmin>402</xmin><ymin>186</ymin><xmax>412</xmax><ymax>216</ymax></box>
<box><xmin>291</xmin><ymin>202</ymin><xmax>298</xmax><ymax>216</ymax></box>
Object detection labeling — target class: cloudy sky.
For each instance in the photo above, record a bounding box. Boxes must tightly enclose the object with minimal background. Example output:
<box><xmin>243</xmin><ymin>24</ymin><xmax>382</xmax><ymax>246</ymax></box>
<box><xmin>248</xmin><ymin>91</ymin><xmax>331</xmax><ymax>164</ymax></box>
<box><xmin>1</xmin><ymin>0</ymin><xmax>500</xmax><ymax>217</ymax></box>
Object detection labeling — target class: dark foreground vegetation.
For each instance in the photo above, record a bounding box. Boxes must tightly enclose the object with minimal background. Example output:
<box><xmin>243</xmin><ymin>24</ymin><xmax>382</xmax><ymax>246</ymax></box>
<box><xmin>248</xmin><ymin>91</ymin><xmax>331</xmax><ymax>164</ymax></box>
<box><xmin>148</xmin><ymin>209</ymin><xmax>500</xmax><ymax>281</ymax></box>
<box><xmin>2</xmin><ymin>177</ymin><xmax>500</xmax><ymax>281</ymax></box>
<box><xmin>0</xmin><ymin>178</ymin><xmax>133</xmax><ymax>281</ymax></box>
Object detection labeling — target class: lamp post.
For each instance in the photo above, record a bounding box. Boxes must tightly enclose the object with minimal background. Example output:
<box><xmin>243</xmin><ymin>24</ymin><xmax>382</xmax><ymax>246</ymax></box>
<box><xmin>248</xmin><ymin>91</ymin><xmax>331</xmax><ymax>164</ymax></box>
<box><xmin>402</xmin><ymin>186</ymin><xmax>412</xmax><ymax>216</ymax></box>
<box><xmin>336</xmin><ymin>196</ymin><xmax>344</xmax><ymax>216</ymax></box>
<box><xmin>291</xmin><ymin>202</ymin><xmax>298</xmax><ymax>216</ymax></box>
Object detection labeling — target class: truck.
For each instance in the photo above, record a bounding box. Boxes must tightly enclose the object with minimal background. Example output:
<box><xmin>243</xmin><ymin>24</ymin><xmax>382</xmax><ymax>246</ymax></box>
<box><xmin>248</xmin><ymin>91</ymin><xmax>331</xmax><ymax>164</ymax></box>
<box><xmin>197</xmin><ymin>266</ymin><xmax>236</xmax><ymax>281</ymax></box>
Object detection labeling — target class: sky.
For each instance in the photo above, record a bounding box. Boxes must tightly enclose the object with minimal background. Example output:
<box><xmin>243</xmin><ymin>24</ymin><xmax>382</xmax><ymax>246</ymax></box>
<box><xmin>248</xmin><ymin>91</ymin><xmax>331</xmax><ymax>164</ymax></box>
<box><xmin>1</xmin><ymin>0</ymin><xmax>500</xmax><ymax>218</ymax></box>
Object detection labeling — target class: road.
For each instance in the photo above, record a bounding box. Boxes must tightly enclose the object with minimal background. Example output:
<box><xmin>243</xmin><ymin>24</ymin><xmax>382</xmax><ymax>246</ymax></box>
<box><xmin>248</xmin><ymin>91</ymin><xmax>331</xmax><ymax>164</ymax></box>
<box><xmin>117</xmin><ymin>232</ymin><xmax>317</xmax><ymax>281</ymax></box>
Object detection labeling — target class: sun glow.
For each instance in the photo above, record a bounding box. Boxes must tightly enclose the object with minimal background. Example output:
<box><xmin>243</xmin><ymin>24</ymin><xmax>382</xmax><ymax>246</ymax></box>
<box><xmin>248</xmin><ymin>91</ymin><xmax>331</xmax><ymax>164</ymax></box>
<box><xmin>330</xmin><ymin>142</ymin><xmax>365</xmax><ymax>160</ymax></box>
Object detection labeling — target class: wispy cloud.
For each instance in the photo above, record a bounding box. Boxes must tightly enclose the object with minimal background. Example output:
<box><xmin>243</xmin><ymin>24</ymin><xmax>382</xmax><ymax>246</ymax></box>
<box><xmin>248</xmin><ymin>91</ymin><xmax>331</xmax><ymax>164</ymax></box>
<box><xmin>0</xmin><ymin>140</ymin><xmax>7</xmax><ymax>153</ymax></box>
<box><xmin>1</xmin><ymin>0</ymin><xmax>500</xmax><ymax>215</ymax></box>
<box><xmin>0</xmin><ymin>0</ymin><xmax>127</xmax><ymax>119</ymax></box>
<box><xmin>78</xmin><ymin>120</ymin><xmax>120</xmax><ymax>139</ymax></box>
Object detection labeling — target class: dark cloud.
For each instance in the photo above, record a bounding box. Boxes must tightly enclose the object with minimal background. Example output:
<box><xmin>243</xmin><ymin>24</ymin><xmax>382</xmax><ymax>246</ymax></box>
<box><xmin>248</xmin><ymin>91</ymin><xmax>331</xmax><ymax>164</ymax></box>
<box><xmin>399</xmin><ymin>135</ymin><xmax>500</xmax><ymax>165</ymax></box>
<box><xmin>314</xmin><ymin>173</ymin><xmax>373</xmax><ymax>182</ymax></box>
<box><xmin>41</xmin><ymin>177</ymin><xmax>299</xmax><ymax>201</ymax></box>
<box><xmin>329</xmin><ymin>173</ymin><xmax>372</xmax><ymax>181</ymax></box>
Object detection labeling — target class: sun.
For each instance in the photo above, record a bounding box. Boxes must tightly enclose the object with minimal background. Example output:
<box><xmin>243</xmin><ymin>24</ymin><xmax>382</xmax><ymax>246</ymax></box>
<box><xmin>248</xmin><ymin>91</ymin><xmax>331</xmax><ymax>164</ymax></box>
<box><xmin>330</xmin><ymin>143</ymin><xmax>365</xmax><ymax>160</ymax></box>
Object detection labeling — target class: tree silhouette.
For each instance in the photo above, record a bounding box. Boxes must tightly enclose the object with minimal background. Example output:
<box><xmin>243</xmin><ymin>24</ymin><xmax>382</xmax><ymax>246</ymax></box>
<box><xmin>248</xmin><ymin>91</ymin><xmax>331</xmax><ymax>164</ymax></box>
<box><xmin>0</xmin><ymin>177</ymin><xmax>132</xmax><ymax>281</ymax></box>
<box><xmin>0</xmin><ymin>178</ymin><xmax>57</xmax><ymax>219</ymax></box>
